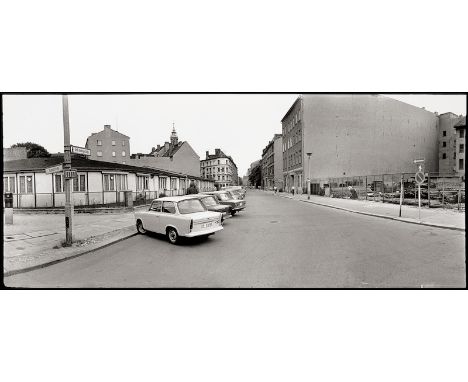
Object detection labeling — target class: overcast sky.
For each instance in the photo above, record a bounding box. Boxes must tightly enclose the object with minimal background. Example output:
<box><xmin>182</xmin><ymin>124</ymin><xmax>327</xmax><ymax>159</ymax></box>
<box><xmin>3</xmin><ymin>94</ymin><xmax>466</xmax><ymax>176</ymax></box>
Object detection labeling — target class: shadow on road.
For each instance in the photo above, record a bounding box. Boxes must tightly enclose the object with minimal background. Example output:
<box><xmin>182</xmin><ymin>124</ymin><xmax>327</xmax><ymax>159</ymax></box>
<box><xmin>141</xmin><ymin>231</ymin><xmax>213</xmax><ymax>247</ymax></box>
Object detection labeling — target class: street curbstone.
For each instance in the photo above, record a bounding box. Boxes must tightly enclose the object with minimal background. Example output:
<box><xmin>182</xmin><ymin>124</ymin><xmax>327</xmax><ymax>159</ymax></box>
<box><xmin>4</xmin><ymin>227</ymin><xmax>138</xmax><ymax>278</ymax></box>
<box><xmin>277</xmin><ymin>194</ymin><xmax>465</xmax><ymax>232</ymax></box>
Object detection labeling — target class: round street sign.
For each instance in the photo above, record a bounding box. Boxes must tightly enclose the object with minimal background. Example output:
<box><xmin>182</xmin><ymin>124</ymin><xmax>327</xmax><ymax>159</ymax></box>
<box><xmin>415</xmin><ymin>171</ymin><xmax>425</xmax><ymax>184</ymax></box>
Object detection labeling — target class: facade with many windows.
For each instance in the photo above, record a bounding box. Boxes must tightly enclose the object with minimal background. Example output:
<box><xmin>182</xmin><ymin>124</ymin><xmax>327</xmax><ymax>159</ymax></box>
<box><xmin>454</xmin><ymin>117</ymin><xmax>466</xmax><ymax>179</ymax></box>
<box><xmin>3</xmin><ymin>156</ymin><xmax>215</xmax><ymax>209</ymax></box>
<box><xmin>261</xmin><ymin>134</ymin><xmax>282</xmax><ymax>190</ymax></box>
<box><xmin>438</xmin><ymin>112</ymin><xmax>464</xmax><ymax>175</ymax></box>
<box><xmin>200</xmin><ymin>149</ymin><xmax>238</xmax><ymax>189</ymax></box>
<box><xmin>85</xmin><ymin>124</ymin><xmax>130</xmax><ymax>164</ymax></box>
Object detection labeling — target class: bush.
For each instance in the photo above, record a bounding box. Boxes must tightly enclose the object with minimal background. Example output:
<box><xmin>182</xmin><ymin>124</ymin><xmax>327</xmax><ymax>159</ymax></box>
<box><xmin>279</xmin><ymin>188</ymin><xmax>283</xmax><ymax>193</ymax></box>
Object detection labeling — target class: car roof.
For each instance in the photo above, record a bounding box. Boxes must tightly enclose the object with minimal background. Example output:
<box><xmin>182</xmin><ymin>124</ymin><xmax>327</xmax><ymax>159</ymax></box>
<box><xmin>151</xmin><ymin>196</ymin><xmax>203</xmax><ymax>202</ymax></box>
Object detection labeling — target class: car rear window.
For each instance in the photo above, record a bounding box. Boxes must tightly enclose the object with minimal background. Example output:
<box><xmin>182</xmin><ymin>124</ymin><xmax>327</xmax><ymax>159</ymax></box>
<box><xmin>202</xmin><ymin>196</ymin><xmax>218</xmax><ymax>206</ymax></box>
<box><xmin>178</xmin><ymin>199</ymin><xmax>206</xmax><ymax>214</ymax></box>
<box><xmin>217</xmin><ymin>192</ymin><xmax>230</xmax><ymax>201</ymax></box>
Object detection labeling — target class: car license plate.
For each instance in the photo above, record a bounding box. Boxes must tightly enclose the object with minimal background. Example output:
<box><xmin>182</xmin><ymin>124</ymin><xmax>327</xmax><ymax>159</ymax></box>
<box><xmin>202</xmin><ymin>222</ymin><xmax>212</xmax><ymax>228</ymax></box>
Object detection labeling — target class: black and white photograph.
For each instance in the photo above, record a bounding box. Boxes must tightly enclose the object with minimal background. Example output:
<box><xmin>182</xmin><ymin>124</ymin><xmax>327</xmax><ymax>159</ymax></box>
<box><xmin>2</xmin><ymin>93</ymin><xmax>466</xmax><ymax>288</ymax></box>
<box><xmin>1</xmin><ymin>1</ymin><xmax>467</xmax><ymax>382</ymax></box>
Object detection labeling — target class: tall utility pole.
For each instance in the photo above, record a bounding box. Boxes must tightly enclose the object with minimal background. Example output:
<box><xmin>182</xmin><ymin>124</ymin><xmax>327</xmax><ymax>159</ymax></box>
<box><xmin>307</xmin><ymin>152</ymin><xmax>312</xmax><ymax>200</ymax></box>
<box><xmin>62</xmin><ymin>95</ymin><xmax>73</xmax><ymax>245</ymax></box>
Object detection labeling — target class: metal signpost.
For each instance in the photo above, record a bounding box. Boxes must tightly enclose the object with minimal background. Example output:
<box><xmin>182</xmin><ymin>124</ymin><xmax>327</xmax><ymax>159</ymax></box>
<box><xmin>414</xmin><ymin>159</ymin><xmax>425</xmax><ymax>221</ymax></box>
<box><xmin>62</xmin><ymin>95</ymin><xmax>73</xmax><ymax>245</ymax></box>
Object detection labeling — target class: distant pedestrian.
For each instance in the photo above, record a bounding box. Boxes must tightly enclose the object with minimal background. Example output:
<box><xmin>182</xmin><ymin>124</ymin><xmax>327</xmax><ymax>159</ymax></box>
<box><xmin>291</xmin><ymin>186</ymin><xmax>295</xmax><ymax>195</ymax></box>
<box><xmin>274</xmin><ymin>186</ymin><xmax>277</xmax><ymax>194</ymax></box>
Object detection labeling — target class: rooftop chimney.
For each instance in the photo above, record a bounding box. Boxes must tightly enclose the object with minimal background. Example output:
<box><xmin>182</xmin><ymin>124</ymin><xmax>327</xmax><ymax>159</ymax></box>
<box><xmin>157</xmin><ymin>144</ymin><xmax>161</xmax><ymax>150</ymax></box>
<box><xmin>215</xmin><ymin>148</ymin><xmax>221</xmax><ymax>156</ymax></box>
<box><xmin>104</xmin><ymin>124</ymin><xmax>111</xmax><ymax>129</ymax></box>
<box><xmin>206</xmin><ymin>151</ymin><xmax>209</xmax><ymax>158</ymax></box>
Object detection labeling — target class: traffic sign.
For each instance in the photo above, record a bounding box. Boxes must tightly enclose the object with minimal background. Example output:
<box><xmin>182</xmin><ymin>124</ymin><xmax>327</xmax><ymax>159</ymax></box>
<box><xmin>64</xmin><ymin>170</ymin><xmax>77</xmax><ymax>179</ymax></box>
<box><xmin>413</xmin><ymin>159</ymin><xmax>425</xmax><ymax>164</ymax></box>
<box><xmin>71</xmin><ymin>145</ymin><xmax>91</xmax><ymax>156</ymax></box>
<box><xmin>45</xmin><ymin>164</ymin><xmax>63</xmax><ymax>174</ymax></box>
<box><xmin>415</xmin><ymin>171</ymin><xmax>425</xmax><ymax>184</ymax></box>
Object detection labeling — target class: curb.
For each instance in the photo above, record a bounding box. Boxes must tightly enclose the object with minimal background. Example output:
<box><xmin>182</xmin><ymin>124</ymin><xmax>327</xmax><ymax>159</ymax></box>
<box><xmin>278</xmin><ymin>195</ymin><xmax>465</xmax><ymax>232</ymax></box>
<box><xmin>4</xmin><ymin>228</ymin><xmax>138</xmax><ymax>278</ymax></box>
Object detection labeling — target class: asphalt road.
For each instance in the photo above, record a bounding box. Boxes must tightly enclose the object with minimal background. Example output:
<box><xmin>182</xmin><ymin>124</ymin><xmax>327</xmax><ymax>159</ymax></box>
<box><xmin>5</xmin><ymin>190</ymin><xmax>466</xmax><ymax>288</ymax></box>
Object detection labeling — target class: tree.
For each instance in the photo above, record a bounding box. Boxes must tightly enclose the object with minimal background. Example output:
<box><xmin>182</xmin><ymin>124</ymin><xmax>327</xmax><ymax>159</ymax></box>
<box><xmin>11</xmin><ymin>142</ymin><xmax>51</xmax><ymax>158</ymax></box>
<box><xmin>248</xmin><ymin>162</ymin><xmax>262</xmax><ymax>188</ymax></box>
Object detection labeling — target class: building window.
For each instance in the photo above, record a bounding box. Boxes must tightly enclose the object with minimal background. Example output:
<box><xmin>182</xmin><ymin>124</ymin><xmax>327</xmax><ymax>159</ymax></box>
<box><xmin>460</xmin><ymin>159</ymin><xmax>464</xmax><ymax>170</ymax></box>
<box><xmin>112</xmin><ymin>151</ymin><xmax>116</xmax><ymax>157</ymax></box>
<box><xmin>97</xmin><ymin>151</ymin><xmax>103</xmax><ymax>157</ymax></box>
<box><xmin>72</xmin><ymin>174</ymin><xmax>87</xmax><ymax>192</ymax></box>
<box><xmin>454</xmin><ymin>152</ymin><xmax>457</xmax><ymax>159</ymax></box>
<box><xmin>460</xmin><ymin>130</ymin><xmax>465</xmax><ymax>139</ymax></box>
<box><xmin>122</xmin><ymin>151</ymin><xmax>126</xmax><ymax>157</ymax></box>
<box><xmin>137</xmin><ymin>176</ymin><xmax>149</xmax><ymax>191</ymax></box>
<box><xmin>442</xmin><ymin>153</ymin><xmax>446</xmax><ymax>159</ymax></box>
<box><xmin>442</xmin><ymin>141</ymin><xmax>446</xmax><ymax>147</ymax></box>
<box><xmin>218</xmin><ymin>160</ymin><xmax>220</xmax><ymax>164</ymax></box>
<box><xmin>3</xmin><ymin>176</ymin><xmax>16</xmax><ymax>193</ymax></box>
<box><xmin>443</xmin><ymin>131</ymin><xmax>446</xmax><ymax>137</ymax></box>
<box><xmin>159</xmin><ymin>177</ymin><xmax>167</xmax><ymax>190</ymax></box>
<box><xmin>460</xmin><ymin>144</ymin><xmax>465</xmax><ymax>153</ymax></box>
<box><xmin>54</xmin><ymin>174</ymin><xmax>63</xmax><ymax>193</ymax></box>
<box><xmin>122</xmin><ymin>141</ymin><xmax>125</xmax><ymax>146</ymax></box>
<box><xmin>112</xmin><ymin>140</ymin><xmax>116</xmax><ymax>146</ymax></box>
<box><xmin>97</xmin><ymin>140</ymin><xmax>102</xmax><ymax>146</ymax></box>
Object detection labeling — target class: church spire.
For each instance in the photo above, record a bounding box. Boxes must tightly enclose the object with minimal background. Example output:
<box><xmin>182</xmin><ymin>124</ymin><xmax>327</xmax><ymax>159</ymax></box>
<box><xmin>170</xmin><ymin>122</ymin><xmax>178</xmax><ymax>145</ymax></box>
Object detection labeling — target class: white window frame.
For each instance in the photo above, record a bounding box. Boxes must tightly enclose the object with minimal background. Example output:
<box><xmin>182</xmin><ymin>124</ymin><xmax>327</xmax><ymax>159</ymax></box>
<box><xmin>112</xmin><ymin>140</ymin><xmax>116</xmax><ymax>146</ymax></box>
<box><xmin>137</xmin><ymin>175</ymin><xmax>149</xmax><ymax>191</ymax></box>
<box><xmin>73</xmin><ymin>173</ymin><xmax>87</xmax><ymax>192</ymax></box>
<box><xmin>97</xmin><ymin>140</ymin><xmax>102</xmax><ymax>146</ymax></box>
<box><xmin>3</xmin><ymin>176</ymin><xmax>16</xmax><ymax>193</ymax></box>
<box><xmin>122</xmin><ymin>151</ymin><xmax>126</xmax><ymax>157</ymax></box>
<box><xmin>97</xmin><ymin>151</ymin><xmax>103</xmax><ymax>157</ymax></box>
<box><xmin>112</xmin><ymin>151</ymin><xmax>116</xmax><ymax>157</ymax></box>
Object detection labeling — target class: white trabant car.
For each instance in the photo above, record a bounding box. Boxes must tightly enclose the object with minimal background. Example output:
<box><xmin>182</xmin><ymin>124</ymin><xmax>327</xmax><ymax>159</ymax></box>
<box><xmin>135</xmin><ymin>196</ymin><xmax>223</xmax><ymax>244</ymax></box>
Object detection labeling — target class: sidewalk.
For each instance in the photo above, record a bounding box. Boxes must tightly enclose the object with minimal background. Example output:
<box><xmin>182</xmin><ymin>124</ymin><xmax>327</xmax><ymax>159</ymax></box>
<box><xmin>271</xmin><ymin>191</ymin><xmax>465</xmax><ymax>231</ymax></box>
<box><xmin>3</xmin><ymin>206</ymin><xmax>148</xmax><ymax>276</ymax></box>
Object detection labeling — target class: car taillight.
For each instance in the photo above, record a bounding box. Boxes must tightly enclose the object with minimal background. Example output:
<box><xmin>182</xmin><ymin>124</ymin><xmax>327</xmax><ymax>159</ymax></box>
<box><xmin>190</xmin><ymin>219</ymin><xmax>193</xmax><ymax>231</ymax></box>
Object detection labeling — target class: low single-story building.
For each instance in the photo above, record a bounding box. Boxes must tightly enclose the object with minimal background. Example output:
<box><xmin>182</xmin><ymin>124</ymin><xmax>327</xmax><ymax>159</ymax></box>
<box><xmin>3</xmin><ymin>156</ymin><xmax>216</xmax><ymax>209</ymax></box>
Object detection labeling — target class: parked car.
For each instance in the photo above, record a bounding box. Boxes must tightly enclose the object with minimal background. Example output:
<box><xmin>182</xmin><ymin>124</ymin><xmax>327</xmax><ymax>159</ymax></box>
<box><xmin>185</xmin><ymin>194</ymin><xmax>232</xmax><ymax>223</ymax></box>
<box><xmin>226</xmin><ymin>187</ymin><xmax>246</xmax><ymax>199</ymax></box>
<box><xmin>203</xmin><ymin>191</ymin><xmax>246</xmax><ymax>216</ymax></box>
<box><xmin>135</xmin><ymin>196</ymin><xmax>223</xmax><ymax>244</ymax></box>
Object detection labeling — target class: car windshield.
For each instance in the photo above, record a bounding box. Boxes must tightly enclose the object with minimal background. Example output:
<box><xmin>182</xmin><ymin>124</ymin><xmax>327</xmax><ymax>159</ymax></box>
<box><xmin>177</xmin><ymin>199</ymin><xmax>206</xmax><ymax>214</ymax></box>
<box><xmin>202</xmin><ymin>196</ymin><xmax>218</xmax><ymax>206</ymax></box>
<box><xmin>226</xmin><ymin>191</ymin><xmax>239</xmax><ymax>199</ymax></box>
<box><xmin>217</xmin><ymin>192</ymin><xmax>231</xmax><ymax>201</ymax></box>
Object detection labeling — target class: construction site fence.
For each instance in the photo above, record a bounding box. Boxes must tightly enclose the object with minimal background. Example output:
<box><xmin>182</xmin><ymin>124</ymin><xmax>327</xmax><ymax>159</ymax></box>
<box><xmin>316</xmin><ymin>173</ymin><xmax>465</xmax><ymax>211</ymax></box>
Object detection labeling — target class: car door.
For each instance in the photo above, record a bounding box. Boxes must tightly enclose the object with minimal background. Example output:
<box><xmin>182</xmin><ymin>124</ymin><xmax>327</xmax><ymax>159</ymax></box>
<box><xmin>160</xmin><ymin>201</ymin><xmax>177</xmax><ymax>233</ymax></box>
<box><xmin>146</xmin><ymin>200</ymin><xmax>162</xmax><ymax>232</ymax></box>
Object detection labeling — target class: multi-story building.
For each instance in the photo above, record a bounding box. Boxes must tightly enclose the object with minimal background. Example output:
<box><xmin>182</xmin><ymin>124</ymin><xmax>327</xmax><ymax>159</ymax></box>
<box><xmin>200</xmin><ymin>148</ymin><xmax>238</xmax><ymax>189</ymax></box>
<box><xmin>85</xmin><ymin>124</ymin><xmax>130</xmax><ymax>164</ymax></box>
<box><xmin>281</xmin><ymin>94</ymin><xmax>447</xmax><ymax>193</ymax></box>
<box><xmin>246</xmin><ymin>159</ymin><xmax>261</xmax><ymax>186</ymax></box>
<box><xmin>261</xmin><ymin>134</ymin><xmax>282</xmax><ymax>189</ymax></box>
<box><xmin>454</xmin><ymin>116</ymin><xmax>466</xmax><ymax>180</ymax></box>
<box><xmin>438</xmin><ymin>112</ymin><xmax>464</xmax><ymax>175</ymax></box>
<box><xmin>130</xmin><ymin>126</ymin><xmax>200</xmax><ymax>177</ymax></box>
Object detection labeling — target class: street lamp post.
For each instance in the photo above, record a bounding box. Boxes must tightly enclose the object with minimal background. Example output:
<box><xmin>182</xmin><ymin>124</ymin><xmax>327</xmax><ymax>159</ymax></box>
<box><xmin>62</xmin><ymin>95</ymin><xmax>73</xmax><ymax>245</ymax></box>
<box><xmin>307</xmin><ymin>152</ymin><xmax>312</xmax><ymax>200</ymax></box>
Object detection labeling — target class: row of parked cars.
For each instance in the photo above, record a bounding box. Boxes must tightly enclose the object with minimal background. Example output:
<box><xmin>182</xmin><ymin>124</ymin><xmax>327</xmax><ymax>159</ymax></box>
<box><xmin>134</xmin><ymin>186</ymin><xmax>247</xmax><ymax>244</ymax></box>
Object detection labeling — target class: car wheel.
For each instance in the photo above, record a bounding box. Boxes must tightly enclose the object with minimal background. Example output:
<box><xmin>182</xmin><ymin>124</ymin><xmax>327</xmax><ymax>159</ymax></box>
<box><xmin>231</xmin><ymin>210</ymin><xmax>237</xmax><ymax>216</ymax></box>
<box><xmin>167</xmin><ymin>227</ymin><xmax>179</xmax><ymax>244</ymax></box>
<box><xmin>136</xmin><ymin>220</ymin><xmax>146</xmax><ymax>234</ymax></box>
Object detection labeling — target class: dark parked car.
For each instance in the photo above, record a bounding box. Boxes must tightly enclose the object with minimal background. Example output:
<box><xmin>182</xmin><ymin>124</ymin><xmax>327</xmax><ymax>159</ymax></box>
<box><xmin>203</xmin><ymin>191</ymin><xmax>246</xmax><ymax>216</ymax></box>
<box><xmin>186</xmin><ymin>194</ymin><xmax>232</xmax><ymax>223</ymax></box>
